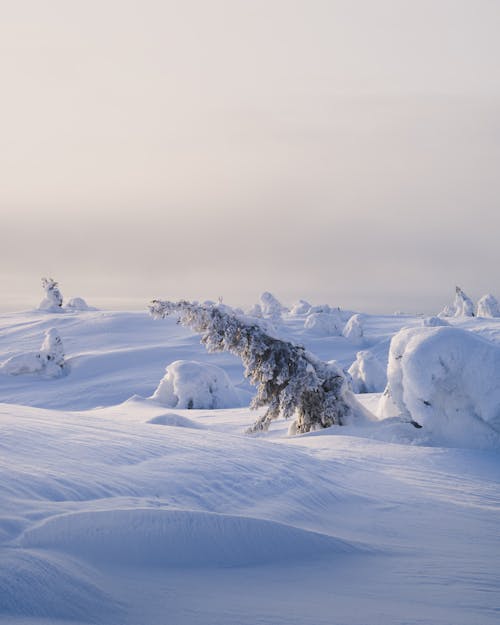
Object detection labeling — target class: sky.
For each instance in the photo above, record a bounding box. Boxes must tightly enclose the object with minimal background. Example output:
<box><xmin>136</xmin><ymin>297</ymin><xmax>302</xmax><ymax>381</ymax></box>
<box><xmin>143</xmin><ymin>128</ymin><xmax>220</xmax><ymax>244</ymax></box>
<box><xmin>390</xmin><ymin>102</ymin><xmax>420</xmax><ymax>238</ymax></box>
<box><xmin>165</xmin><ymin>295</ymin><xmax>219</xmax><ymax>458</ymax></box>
<box><xmin>1</xmin><ymin>0</ymin><xmax>500</xmax><ymax>313</ymax></box>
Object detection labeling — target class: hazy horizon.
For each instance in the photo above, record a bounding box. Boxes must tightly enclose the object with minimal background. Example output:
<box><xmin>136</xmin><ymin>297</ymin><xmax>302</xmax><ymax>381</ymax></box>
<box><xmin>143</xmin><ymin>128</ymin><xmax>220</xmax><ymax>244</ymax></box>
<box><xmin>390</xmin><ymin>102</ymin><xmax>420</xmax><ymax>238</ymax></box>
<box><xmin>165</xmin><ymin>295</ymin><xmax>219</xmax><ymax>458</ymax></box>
<box><xmin>2</xmin><ymin>0</ymin><xmax>499</xmax><ymax>314</ymax></box>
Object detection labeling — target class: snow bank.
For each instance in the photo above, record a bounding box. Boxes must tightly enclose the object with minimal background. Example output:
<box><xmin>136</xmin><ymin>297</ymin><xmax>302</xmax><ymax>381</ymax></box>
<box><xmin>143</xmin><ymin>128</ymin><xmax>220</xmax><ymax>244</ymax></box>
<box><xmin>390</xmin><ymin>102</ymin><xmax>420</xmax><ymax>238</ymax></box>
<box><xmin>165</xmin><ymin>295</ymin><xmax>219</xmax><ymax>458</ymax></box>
<box><xmin>476</xmin><ymin>294</ymin><xmax>500</xmax><ymax>318</ymax></box>
<box><xmin>379</xmin><ymin>326</ymin><xmax>500</xmax><ymax>448</ymax></box>
<box><xmin>348</xmin><ymin>350</ymin><xmax>386</xmax><ymax>394</ymax></box>
<box><xmin>151</xmin><ymin>360</ymin><xmax>242</xmax><ymax>409</ymax></box>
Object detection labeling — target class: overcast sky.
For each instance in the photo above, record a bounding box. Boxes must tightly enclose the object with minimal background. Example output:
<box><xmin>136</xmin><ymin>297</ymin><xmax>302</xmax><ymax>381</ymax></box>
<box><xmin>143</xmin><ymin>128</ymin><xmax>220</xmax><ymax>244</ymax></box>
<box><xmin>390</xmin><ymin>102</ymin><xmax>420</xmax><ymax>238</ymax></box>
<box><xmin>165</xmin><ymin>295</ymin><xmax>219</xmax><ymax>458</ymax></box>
<box><xmin>2</xmin><ymin>0</ymin><xmax>500</xmax><ymax>313</ymax></box>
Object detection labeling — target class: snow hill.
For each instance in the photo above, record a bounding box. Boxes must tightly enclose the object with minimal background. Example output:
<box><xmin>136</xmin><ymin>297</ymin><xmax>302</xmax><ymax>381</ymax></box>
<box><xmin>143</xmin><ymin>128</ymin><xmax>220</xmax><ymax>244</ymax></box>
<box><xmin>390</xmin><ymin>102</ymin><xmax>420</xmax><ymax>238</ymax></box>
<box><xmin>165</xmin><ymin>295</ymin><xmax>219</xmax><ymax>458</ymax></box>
<box><xmin>0</xmin><ymin>305</ymin><xmax>499</xmax><ymax>625</ymax></box>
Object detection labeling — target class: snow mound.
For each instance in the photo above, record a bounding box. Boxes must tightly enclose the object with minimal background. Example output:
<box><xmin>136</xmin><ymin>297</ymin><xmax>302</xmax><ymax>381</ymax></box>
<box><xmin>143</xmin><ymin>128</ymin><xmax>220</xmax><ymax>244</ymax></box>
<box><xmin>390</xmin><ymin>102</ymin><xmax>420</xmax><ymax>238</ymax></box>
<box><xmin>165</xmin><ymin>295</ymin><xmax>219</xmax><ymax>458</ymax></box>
<box><xmin>151</xmin><ymin>360</ymin><xmax>242</xmax><ymax>409</ymax></box>
<box><xmin>66</xmin><ymin>296</ymin><xmax>90</xmax><ymax>311</ymax></box>
<box><xmin>0</xmin><ymin>328</ymin><xmax>66</xmax><ymax>378</ymax></box>
<box><xmin>304</xmin><ymin>311</ymin><xmax>342</xmax><ymax>336</ymax></box>
<box><xmin>379</xmin><ymin>326</ymin><xmax>500</xmax><ymax>448</ymax></box>
<box><xmin>146</xmin><ymin>412</ymin><xmax>204</xmax><ymax>429</ymax></box>
<box><xmin>19</xmin><ymin>508</ymin><xmax>361</xmax><ymax>568</ymax></box>
<box><xmin>477</xmin><ymin>294</ymin><xmax>500</xmax><ymax>318</ymax></box>
<box><xmin>348</xmin><ymin>350</ymin><xmax>386</xmax><ymax>393</ymax></box>
<box><xmin>422</xmin><ymin>316</ymin><xmax>450</xmax><ymax>327</ymax></box>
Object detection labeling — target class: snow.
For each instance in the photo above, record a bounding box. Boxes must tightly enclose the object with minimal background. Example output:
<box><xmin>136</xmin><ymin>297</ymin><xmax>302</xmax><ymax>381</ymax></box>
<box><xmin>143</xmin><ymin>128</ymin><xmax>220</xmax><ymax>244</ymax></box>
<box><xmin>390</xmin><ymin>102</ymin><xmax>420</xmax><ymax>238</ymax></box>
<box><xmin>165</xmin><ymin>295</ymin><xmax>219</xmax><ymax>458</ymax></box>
<box><xmin>348</xmin><ymin>350</ymin><xmax>386</xmax><ymax>393</ymax></box>
<box><xmin>477</xmin><ymin>293</ymin><xmax>500</xmax><ymax>318</ymax></box>
<box><xmin>0</xmin><ymin>304</ymin><xmax>499</xmax><ymax>625</ymax></box>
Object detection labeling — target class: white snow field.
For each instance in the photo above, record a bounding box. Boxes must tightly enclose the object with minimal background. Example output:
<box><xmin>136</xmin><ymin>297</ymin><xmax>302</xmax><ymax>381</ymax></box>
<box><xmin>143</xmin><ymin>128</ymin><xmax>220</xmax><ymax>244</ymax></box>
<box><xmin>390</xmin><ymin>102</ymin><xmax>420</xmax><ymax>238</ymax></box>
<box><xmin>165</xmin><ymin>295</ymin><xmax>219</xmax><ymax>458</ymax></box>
<box><xmin>0</xmin><ymin>305</ymin><xmax>499</xmax><ymax>625</ymax></box>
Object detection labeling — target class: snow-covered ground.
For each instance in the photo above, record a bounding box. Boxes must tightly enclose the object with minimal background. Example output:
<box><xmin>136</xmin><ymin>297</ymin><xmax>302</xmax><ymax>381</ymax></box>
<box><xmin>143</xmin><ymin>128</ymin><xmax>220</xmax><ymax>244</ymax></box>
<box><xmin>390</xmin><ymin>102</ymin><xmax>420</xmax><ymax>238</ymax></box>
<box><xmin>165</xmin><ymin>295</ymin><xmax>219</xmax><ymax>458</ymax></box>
<box><xmin>0</xmin><ymin>305</ymin><xmax>499</xmax><ymax>624</ymax></box>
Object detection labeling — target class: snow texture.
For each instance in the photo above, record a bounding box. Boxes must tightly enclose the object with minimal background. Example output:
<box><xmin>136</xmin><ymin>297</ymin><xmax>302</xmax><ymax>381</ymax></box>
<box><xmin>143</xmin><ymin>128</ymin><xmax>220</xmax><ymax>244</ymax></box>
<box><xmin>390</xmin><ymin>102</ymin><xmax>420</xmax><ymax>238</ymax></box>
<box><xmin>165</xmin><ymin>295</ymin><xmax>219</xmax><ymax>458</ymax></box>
<box><xmin>151</xmin><ymin>360</ymin><xmax>241</xmax><ymax>409</ymax></box>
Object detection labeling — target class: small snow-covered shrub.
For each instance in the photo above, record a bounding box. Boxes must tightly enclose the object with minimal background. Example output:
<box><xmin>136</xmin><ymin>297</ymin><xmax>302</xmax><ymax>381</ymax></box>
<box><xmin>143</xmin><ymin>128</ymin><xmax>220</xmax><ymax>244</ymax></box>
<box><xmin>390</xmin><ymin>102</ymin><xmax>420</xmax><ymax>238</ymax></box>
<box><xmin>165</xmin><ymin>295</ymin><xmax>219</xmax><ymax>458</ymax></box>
<box><xmin>348</xmin><ymin>351</ymin><xmax>386</xmax><ymax>394</ymax></box>
<box><xmin>151</xmin><ymin>360</ymin><xmax>240</xmax><ymax>409</ymax></box>
<box><xmin>39</xmin><ymin>278</ymin><xmax>63</xmax><ymax>311</ymax></box>
<box><xmin>66</xmin><ymin>297</ymin><xmax>89</xmax><ymax>311</ymax></box>
<box><xmin>0</xmin><ymin>328</ymin><xmax>66</xmax><ymax>378</ymax></box>
<box><xmin>438</xmin><ymin>286</ymin><xmax>474</xmax><ymax>318</ymax></box>
<box><xmin>290</xmin><ymin>300</ymin><xmax>311</xmax><ymax>316</ymax></box>
<box><xmin>476</xmin><ymin>294</ymin><xmax>500</xmax><ymax>318</ymax></box>
<box><xmin>378</xmin><ymin>325</ymin><xmax>500</xmax><ymax>448</ymax></box>
<box><xmin>149</xmin><ymin>300</ymin><xmax>368</xmax><ymax>433</ymax></box>
<box><xmin>422</xmin><ymin>316</ymin><xmax>450</xmax><ymax>327</ymax></box>
<box><xmin>342</xmin><ymin>314</ymin><xmax>364</xmax><ymax>344</ymax></box>
<box><xmin>304</xmin><ymin>311</ymin><xmax>342</xmax><ymax>336</ymax></box>
<box><xmin>260</xmin><ymin>292</ymin><xmax>284</xmax><ymax>320</ymax></box>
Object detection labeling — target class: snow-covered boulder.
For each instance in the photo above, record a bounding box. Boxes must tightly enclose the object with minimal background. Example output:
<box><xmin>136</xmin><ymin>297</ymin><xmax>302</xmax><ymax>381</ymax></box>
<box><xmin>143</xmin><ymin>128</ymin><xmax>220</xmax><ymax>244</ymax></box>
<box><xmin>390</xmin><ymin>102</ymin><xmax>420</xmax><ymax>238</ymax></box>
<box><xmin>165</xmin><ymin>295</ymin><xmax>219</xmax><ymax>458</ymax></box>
<box><xmin>0</xmin><ymin>328</ymin><xmax>66</xmax><ymax>378</ymax></box>
<box><xmin>378</xmin><ymin>326</ymin><xmax>500</xmax><ymax>448</ymax></box>
<box><xmin>476</xmin><ymin>294</ymin><xmax>500</xmax><ymax>318</ymax></box>
<box><xmin>342</xmin><ymin>314</ymin><xmax>364</xmax><ymax>344</ymax></box>
<box><xmin>66</xmin><ymin>297</ymin><xmax>89</xmax><ymax>311</ymax></box>
<box><xmin>304</xmin><ymin>311</ymin><xmax>342</xmax><ymax>336</ymax></box>
<box><xmin>151</xmin><ymin>360</ymin><xmax>241</xmax><ymax>409</ymax></box>
<box><xmin>348</xmin><ymin>351</ymin><xmax>386</xmax><ymax>394</ymax></box>
<box><xmin>290</xmin><ymin>300</ymin><xmax>311</xmax><ymax>316</ymax></box>
<box><xmin>39</xmin><ymin>277</ymin><xmax>63</xmax><ymax>311</ymax></box>
<box><xmin>438</xmin><ymin>286</ymin><xmax>474</xmax><ymax>318</ymax></box>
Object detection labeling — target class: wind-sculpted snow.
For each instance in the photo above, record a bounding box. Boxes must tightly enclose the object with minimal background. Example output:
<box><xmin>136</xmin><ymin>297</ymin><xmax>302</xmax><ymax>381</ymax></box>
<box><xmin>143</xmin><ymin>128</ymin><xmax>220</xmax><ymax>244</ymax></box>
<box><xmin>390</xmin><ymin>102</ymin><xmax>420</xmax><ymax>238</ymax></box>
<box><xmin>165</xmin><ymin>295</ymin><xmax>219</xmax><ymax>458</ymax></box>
<box><xmin>19</xmin><ymin>508</ymin><xmax>361</xmax><ymax>567</ymax></box>
<box><xmin>0</xmin><ymin>307</ymin><xmax>499</xmax><ymax>624</ymax></box>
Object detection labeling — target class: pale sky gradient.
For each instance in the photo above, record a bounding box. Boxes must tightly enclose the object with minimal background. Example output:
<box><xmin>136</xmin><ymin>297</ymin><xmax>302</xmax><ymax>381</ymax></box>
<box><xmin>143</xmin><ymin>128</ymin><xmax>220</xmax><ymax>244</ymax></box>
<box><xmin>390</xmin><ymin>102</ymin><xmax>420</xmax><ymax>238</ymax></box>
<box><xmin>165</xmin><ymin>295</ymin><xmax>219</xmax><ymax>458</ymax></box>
<box><xmin>2</xmin><ymin>0</ymin><xmax>500</xmax><ymax>313</ymax></box>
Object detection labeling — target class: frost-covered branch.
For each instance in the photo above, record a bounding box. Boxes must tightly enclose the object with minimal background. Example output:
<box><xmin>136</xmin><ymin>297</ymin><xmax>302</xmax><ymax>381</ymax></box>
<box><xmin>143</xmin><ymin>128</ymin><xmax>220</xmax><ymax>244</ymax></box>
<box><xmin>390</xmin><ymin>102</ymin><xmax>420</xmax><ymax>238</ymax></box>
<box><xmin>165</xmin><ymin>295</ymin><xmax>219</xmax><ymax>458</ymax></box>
<box><xmin>149</xmin><ymin>299</ymin><xmax>354</xmax><ymax>434</ymax></box>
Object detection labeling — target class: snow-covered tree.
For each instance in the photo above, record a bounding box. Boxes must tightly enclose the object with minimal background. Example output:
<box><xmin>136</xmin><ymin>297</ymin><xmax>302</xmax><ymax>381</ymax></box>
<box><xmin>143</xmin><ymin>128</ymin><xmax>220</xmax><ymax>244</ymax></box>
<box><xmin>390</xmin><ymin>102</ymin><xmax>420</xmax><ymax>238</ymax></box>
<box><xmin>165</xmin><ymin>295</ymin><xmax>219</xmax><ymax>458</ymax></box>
<box><xmin>39</xmin><ymin>277</ymin><xmax>63</xmax><ymax>310</ymax></box>
<box><xmin>476</xmin><ymin>294</ymin><xmax>500</xmax><ymax>318</ymax></box>
<box><xmin>342</xmin><ymin>314</ymin><xmax>364</xmax><ymax>344</ymax></box>
<box><xmin>438</xmin><ymin>286</ymin><xmax>474</xmax><ymax>318</ymax></box>
<box><xmin>259</xmin><ymin>292</ymin><xmax>284</xmax><ymax>320</ymax></box>
<box><xmin>149</xmin><ymin>299</ymin><xmax>360</xmax><ymax>434</ymax></box>
<box><xmin>0</xmin><ymin>328</ymin><xmax>66</xmax><ymax>378</ymax></box>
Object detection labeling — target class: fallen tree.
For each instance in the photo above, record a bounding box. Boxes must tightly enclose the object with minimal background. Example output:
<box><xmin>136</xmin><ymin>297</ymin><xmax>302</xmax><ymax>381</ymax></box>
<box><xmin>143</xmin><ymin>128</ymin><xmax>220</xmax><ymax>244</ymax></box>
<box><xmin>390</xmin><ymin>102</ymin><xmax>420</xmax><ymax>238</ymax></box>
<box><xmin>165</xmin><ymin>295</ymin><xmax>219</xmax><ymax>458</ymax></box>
<box><xmin>149</xmin><ymin>299</ymin><xmax>359</xmax><ymax>434</ymax></box>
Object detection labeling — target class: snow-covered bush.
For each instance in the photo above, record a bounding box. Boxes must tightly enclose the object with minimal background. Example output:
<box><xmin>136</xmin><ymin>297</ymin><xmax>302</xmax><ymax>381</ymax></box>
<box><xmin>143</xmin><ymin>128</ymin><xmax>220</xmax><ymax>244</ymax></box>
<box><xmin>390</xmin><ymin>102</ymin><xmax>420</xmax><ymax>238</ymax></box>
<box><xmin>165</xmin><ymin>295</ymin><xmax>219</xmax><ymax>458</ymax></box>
<box><xmin>290</xmin><ymin>300</ymin><xmax>311</xmax><ymax>316</ymax></box>
<box><xmin>39</xmin><ymin>278</ymin><xmax>63</xmax><ymax>311</ymax></box>
<box><xmin>476</xmin><ymin>294</ymin><xmax>500</xmax><ymax>318</ymax></box>
<box><xmin>422</xmin><ymin>316</ymin><xmax>450</xmax><ymax>327</ymax></box>
<box><xmin>304</xmin><ymin>311</ymin><xmax>342</xmax><ymax>336</ymax></box>
<box><xmin>259</xmin><ymin>292</ymin><xmax>284</xmax><ymax>320</ymax></box>
<box><xmin>348</xmin><ymin>351</ymin><xmax>386</xmax><ymax>394</ymax></box>
<box><xmin>149</xmin><ymin>300</ymin><xmax>367</xmax><ymax>434</ymax></box>
<box><xmin>378</xmin><ymin>325</ymin><xmax>500</xmax><ymax>448</ymax></box>
<box><xmin>0</xmin><ymin>328</ymin><xmax>66</xmax><ymax>378</ymax></box>
<box><xmin>151</xmin><ymin>360</ymin><xmax>240</xmax><ymax>409</ymax></box>
<box><xmin>438</xmin><ymin>286</ymin><xmax>474</xmax><ymax>318</ymax></box>
<box><xmin>66</xmin><ymin>297</ymin><xmax>89</xmax><ymax>311</ymax></box>
<box><xmin>342</xmin><ymin>314</ymin><xmax>364</xmax><ymax>344</ymax></box>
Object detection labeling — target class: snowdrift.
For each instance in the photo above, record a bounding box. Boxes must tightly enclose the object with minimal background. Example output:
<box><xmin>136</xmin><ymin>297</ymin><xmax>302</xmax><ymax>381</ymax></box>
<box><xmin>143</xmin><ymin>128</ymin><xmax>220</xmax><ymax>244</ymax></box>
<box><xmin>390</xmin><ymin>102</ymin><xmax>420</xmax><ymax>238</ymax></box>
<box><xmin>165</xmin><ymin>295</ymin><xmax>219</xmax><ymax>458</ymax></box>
<box><xmin>379</xmin><ymin>326</ymin><xmax>500</xmax><ymax>448</ymax></box>
<box><xmin>20</xmin><ymin>508</ymin><xmax>361</xmax><ymax>568</ymax></box>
